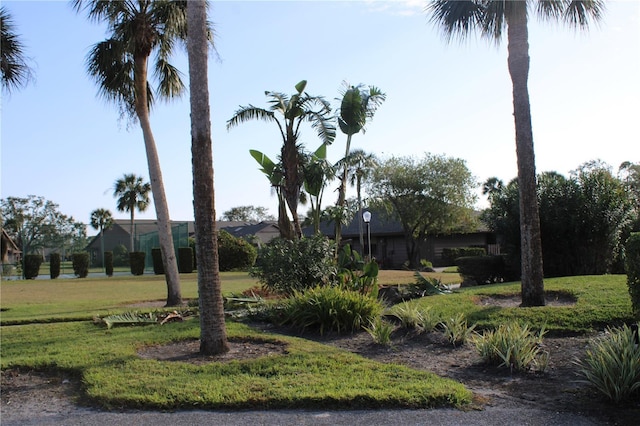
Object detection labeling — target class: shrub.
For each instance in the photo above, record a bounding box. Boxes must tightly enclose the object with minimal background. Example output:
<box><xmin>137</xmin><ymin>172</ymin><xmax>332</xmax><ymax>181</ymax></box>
<box><xmin>24</xmin><ymin>254</ymin><xmax>43</xmax><ymax>279</ymax></box>
<box><xmin>251</xmin><ymin>235</ymin><xmax>337</xmax><ymax>296</ymax></box>
<box><xmin>104</xmin><ymin>251</ymin><xmax>114</xmax><ymax>277</ymax></box>
<box><xmin>456</xmin><ymin>255</ymin><xmax>505</xmax><ymax>286</ymax></box>
<box><xmin>442</xmin><ymin>247</ymin><xmax>486</xmax><ymax>266</ymax></box>
<box><xmin>112</xmin><ymin>244</ymin><xmax>129</xmax><ymax>267</ymax></box>
<box><xmin>49</xmin><ymin>253</ymin><xmax>61</xmax><ymax>279</ymax></box>
<box><xmin>129</xmin><ymin>252</ymin><xmax>146</xmax><ymax>276</ymax></box>
<box><xmin>72</xmin><ymin>252</ymin><xmax>90</xmax><ymax>278</ymax></box>
<box><xmin>441</xmin><ymin>313</ymin><xmax>476</xmax><ymax>347</ymax></box>
<box><xmin>392</xmin><ymin>302</ymin><xmax>440</xmax><ymax>333</ymax></box>
<box><xmin>575</xmin><ymin>324</ymin><xmax>640</xmax><ymax>404</ymax></box>
<box><xmin>337</xmin><ymin>245</ymin><xmax>379</xmax><ymax>296</ymax></box>
<box><xmin>218</xmin><ymin>230</ymin><xmax>257</xmax><ymax>271</ymax></box>
<box><xmin>280</xmin><ymin>286</ymin><xmax>384</xmax><ymax>335</ymax></box>
<box><xmin>472</xmin><ymin>322</ymin><xmax>548</xmax><ymax>373</ymax></box>
<box><xmin>151</xmin><ymin>248</ymin><xmax>164</xmax><ymax>275</ymax></box>
<box><xmin>626</xmin><ymin>233</ymin><xmax>640</xmax><ymax>320</ymax></box>
<box><xmin>178</xmin><ymin>247</ymin><xmax>194</xmax><ymax>273</ymax></box>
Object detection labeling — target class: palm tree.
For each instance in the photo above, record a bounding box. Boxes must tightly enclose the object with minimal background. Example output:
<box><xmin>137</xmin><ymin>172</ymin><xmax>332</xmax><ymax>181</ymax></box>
<box><xmin>186</xmin><ymin>0</ymin><xmax>229</xmax><ymax>355</ymax></box>
<box><xmin>89</xmin><ymin>208</ymin><xmax>113</xmax><ymax>270</ymax></box>
<box><xmin>337</xmin><ymin>149</ymin><xmax>378</xmax><ymax>250</ymax></box>
<box><xmin>427</xmin><ymin>0</ymin><xmax>604</xmax><ymax>307</ymax></box>
<box><xmin>227</xmin><ymin>80</ymin><xmax>336</xmax><ymax>239</ymax></box>
<box><xmin>1</xmin><ymin>6</ymin><xmax>34</xmax><ymax>93</ymax></box>
<box><xmin>113</xmin><ymin>173</ymin><xmax>150</xmax><ymax>253</ymax></box>
<box><xmin>303</xmin><ymin>143</ymin><xmax>335</xmax><ymax>234</ymax></box>
<box><xmin>334</xmin><ymin>83</ymin><xmax>385</xmax><ymax>246</ymax></box>
<box><xmin>73</xmin><ymin>0</ymin><xmax>191</xmax><ymax>306</ymax></box>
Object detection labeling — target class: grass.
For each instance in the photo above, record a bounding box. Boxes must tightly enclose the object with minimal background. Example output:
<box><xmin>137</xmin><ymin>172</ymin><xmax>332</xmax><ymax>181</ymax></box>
<box><xmin>1</xmin><ymin>271</ymin><xmax>634</xmax><ymax>410</ymax></box>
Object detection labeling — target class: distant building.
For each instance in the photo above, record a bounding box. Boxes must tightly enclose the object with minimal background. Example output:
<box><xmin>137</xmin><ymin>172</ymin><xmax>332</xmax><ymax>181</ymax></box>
<box><xmin>1</xmin><ymin>228</ymin><xmax>21</xmax><ymax>266</ymax></box>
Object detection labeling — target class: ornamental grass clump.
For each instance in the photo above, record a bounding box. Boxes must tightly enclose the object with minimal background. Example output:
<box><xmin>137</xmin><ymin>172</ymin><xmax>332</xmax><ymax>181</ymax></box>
<box><xmin>280</xmin><ymin>286</ymin><xmax>383</xmax><ymax>335</ymax></box>
<box><xmin>441</xmin><ymin>313</ymin><xmax>476</xmax><ymax>347</ymax></box>
<box><xmin>575</xmin><ymin>323</ymin><xmax>640</xmax><ymax>404</ymax></box>
<box><xmin>392</xmin><ymin>302</ymin><xmax>440</xmax><ymax>332</ymax></box>
<box><xmin>473</xmin><ymin>322</ymin><xmax>548</xmax><ymax>372</ymax></box>
<box><xmin>364</xmin><ymin>316</ymin><xmax>395</xmax><ymax>346</ymax></box>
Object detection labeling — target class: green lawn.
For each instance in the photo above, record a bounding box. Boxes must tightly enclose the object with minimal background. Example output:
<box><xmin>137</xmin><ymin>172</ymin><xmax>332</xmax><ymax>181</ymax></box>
<box><xmin>0</xmin><ymin>271</ymin><xmax>634</xmax><ymax>410</ymax></box>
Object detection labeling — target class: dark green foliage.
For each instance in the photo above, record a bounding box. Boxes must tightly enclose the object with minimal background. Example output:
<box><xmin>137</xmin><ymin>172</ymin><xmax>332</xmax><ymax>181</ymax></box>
<box><xmin>129</xmin><ymin>252</ymin><xmax>145</xmax><ymax>276</ymax></box>
<box><xmin>104</xmin><ymin>251</ymin><xmax>114</xmax><ymax>276</ymax></box>
<box><xmin>24</xmin><ymin>254</ymin><xmax>42</xmax><ymax>279</ymax></box>
<box><xmin>280</xmin><ymin>286</ymin><xmax>384</xmax><ymax>335</ymax></box>
<box><xmin>337</xmin><ymin>244</ymin><xmax>379</xmax><ymax>296</ymax></box>
<box><xmin>72</xmin><ymin>252</ymin><xmax>89</xmax><ymax>278</ymax></box>
<box><xmin>188</xmin><ymin>237</ymin><xmax>197</xmax><ymax>270</ymax></box>
<box><xmin>178</xmin><ymin>247</ymin><xmax>193</xmax><ymax>273</ymax></box>
<box><xmin>482</xmin><ymin>164</ymin><xmax>634</xmax><ymax>278</ymax></box>
<box><xmin>218</xmin><ymin>230</ymin><xmax>257</xmax><ymax>271</ymax></box>
<box><xmin>626</xmin><ymin>233</ymin><xmax>640</xmax><ymax>320</ymax></box>
<box><xmin>112</xmin><ymin>244</ymin><xmax>129</xmax><ymax>267</ymax></box>
<box><xmin>251</xmin><ymin>235</ymin><xmax>337</xmax><ymax>296</ymax></box>
<box><xmin>49</xmin><ymin>253</ymin><xmax>61</xmax><ymax>279</ymax></box>
<box><xmin>456</xmin><ymin>255</ymin><xmax>506</xmax><ymax>286</ymax></box>
<box><xmin>151</xmin><ymin>248</ymin><xmax>164</xmax><ymax>275</ymax></box>
<box><xmin>441</xmin><ymin>247</ymin><xmax>486</xmax><ymax>266</ymax></box>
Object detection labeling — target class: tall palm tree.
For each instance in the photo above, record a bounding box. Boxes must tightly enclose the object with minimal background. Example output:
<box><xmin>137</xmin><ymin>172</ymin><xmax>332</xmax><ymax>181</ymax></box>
<box><xmin>1</xmin><ymin>6</ymin><xmax>34</xmax><ymax>93</ymax></box>
<box><xmin>186</xmin><ymin>0</ymin><xmax>228</xmax><ymax>355</ymax></box>
<box><xmin>113</xmin><ymin>173</ymin><xmax>150</xmax><ymax>252</ymax></box>
<box><xmin>90</xmin><ymin>208</ymin><xmax>113</xmax><ymax>270</ymax></box>
<box><xmin>427</xmin><ymin>0</ymin><xmax>604</xmax><ymax>307</ymax></box>
<box><xmin>334</xmin><ymin>83</ymin><xmax>385</xmax><ymax>246</ymax></box>
<box><xmin>227</xmin><ymin>80</ymin><xmax>336</xmax><ymax>239</ymax></box>
<box><xmin>73</xmin><ymin>0</ymin><xmax>190</xmax><ymax>306</ymax></box>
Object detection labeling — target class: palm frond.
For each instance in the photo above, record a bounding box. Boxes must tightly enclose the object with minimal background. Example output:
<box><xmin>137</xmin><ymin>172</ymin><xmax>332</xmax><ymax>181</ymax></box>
<box><xmin>226</xmin><ymin>105</ymin><xmax>279</xmax><ymax>131</ymax></box>
<box><xmin>154</xmin><ymin>57</ymin><xmax>185</xmax><ymax>100</ymax></box>
<box><xmin>0</xmin><ymin>6</ymin><xmax>34</xmax><ymax>93</ymax></box>
<box><xmin>427</xmin><ymin>0</ymin><xmax>485</xmax><ymax>42</ymax></box>
<box><xmin>99</xmin><ymin>311</ymin><xmax>158</xmax><ymax>329</ymax></box>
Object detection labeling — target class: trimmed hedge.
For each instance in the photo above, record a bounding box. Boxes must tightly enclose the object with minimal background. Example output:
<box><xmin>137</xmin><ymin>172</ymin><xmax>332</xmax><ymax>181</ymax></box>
<box><xmin>104</xmin><ymin>251</ymin><xmax>114</xmax><ymax>277</ymax></box>
<box><xmin>129</xmin><ymin>252</ymin><xmax>146</xmax><ymax>276</ymax></box>
<box><xmin>626</xmin><ymin>233</ymin><xmax>640</xmax><ymax>320</ymax></box>
<box><xmin>72</xmin><ymin>252</ymin><xmax>89</xmax><ymax>278</ymax></box>
<box><xmin>218</xmin><ymin>230</ymin><xmax>257</xmax><ymax>271</ymax></box>
<box><xmin>151</xmin><ymin>248</ymin><xmax>164</xmax><ymax>275</ymax></box>
<box><xmin>441</xmin><ymin>247</ymin><xmax>486</xmax><ymax>266</ymax></box>
<box><xmin>456</xmin><ymin>255</ymin><xmax>505</xmax><ymax>286</ymax></box>
<box><xmin>178</xmin><ymin>247</ymin><xmax>194</xmax><ymax>273</ymax></box>
<box><xmin>49</xmin><ymin>253</ymin><xmax>61</xmax><ymax>279</ymax></box>
<box><xmin>24</xmin><ymin>254</ymin><xmax>43</xmax><ymax>279</ymax></box>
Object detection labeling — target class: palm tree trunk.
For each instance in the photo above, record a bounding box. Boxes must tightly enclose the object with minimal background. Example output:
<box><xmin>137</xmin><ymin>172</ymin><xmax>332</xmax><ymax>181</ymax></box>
<box><xmin>187</xmin><ymin>0</ymin><xmax>229</xmax><ymax>355</ymax></box>
<box><xmin>357</xmin><ymin>175</ymin><xmax>364</xmax><ymax>251</ymax></box>
<box><xmin>134</xmin><ymin>54</ymin><xmax>182</xmax><ymax>307</ymax></box>
<box><xmin>282</xmin><ymin>131</ymin><xmax>302</xmax><ymax>239</ymax></box>
<box><xmin>129</xmin><ymin>210</ymin><xmax>135</xmax><ymax>252</ymax></box>
<box><xmin>335</xmin><ymin>133</ymin><xmax>353</xmax><ymax>247</ymax></box>
<box><xmin>506</xmin><ymin>5</ymin><xmax>545</xmax><ymax>307</ymax></box>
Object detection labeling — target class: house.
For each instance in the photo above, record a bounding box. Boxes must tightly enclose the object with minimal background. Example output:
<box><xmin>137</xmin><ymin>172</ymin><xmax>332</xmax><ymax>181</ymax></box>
<box><xmin>86</xmin><ymin>219</ymin><xmax>280</xmax><ymax>267</ymax></box>
<box><xmin>1</xmin><ymin>228</ymin><xmax>21</xmax><ymax>266</ymax></box>
<box><xmin>306</xmin><ymin>209</ymin><xmax>498</xmax><ymax>268</ymax></box>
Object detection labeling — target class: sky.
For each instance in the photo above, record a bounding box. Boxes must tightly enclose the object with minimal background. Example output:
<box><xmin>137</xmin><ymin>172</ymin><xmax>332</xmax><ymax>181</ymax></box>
<box><xmin>2</xmin><ymin>0</ymin><xmax>639</xmax><ymax>233</ymax></box>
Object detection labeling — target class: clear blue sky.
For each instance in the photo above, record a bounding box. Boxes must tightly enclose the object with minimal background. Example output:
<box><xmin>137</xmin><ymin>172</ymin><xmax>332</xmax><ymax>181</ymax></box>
<box><xmin>2</xmin><ymin>0</ymin><xmax>639</xmax><ymax>232</ymax></box>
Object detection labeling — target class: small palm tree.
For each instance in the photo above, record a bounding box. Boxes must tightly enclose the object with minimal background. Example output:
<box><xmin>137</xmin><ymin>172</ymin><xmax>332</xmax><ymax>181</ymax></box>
<box><xmin>338</xmin><ymin>149</ymin><xmax>378</xmax><ymax>249</ymax></box>
<box><xmin>334</xmin><ymin>83</ymin><xmax>385</xmax><ymax>246</ymax></box>
<box><xmin>113</xmin><ymin>174</ymin><xmax>150</xmax><ymax>253</ymax></box>
<box><xmin>227</xmin><ymin>80</ymin><xmax>336</xmax><ymax>239</ymax></box>
<box><xmin>90</xmin><ymin>208</ymin><xmax>113</xmax><ymax>270</ymax></box>
<box><xmin>427</xmin><ymin>0</ymin><xmax>604</xmax><ymax>306</ymax></box>
<box><xmin>73</xmin><ymin>0</ymin><xmax>203</xmax><ymax>306</ymax></box>
<box><xmin>1</xmin><ymin>6</ymin><xmax>34</xmax><ymax>93</ymax></box>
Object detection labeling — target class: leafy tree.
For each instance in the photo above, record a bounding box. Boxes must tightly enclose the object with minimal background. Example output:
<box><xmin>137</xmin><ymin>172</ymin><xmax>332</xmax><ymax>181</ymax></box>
<box><xmin>73</xmin><ymin>0</ymin><xmax>190</xmax><ymax>306</ymax></box>
<box><xmin>427</xmin><ymin>0</ymin><xmax>604</xmax><ymax>306</ymax></box>
<box><xmin>113</xmin><ymin>174</ymin><xmax>151</xmax><ymax>252</ymax></box>
<box><xmin>221</xmin><ymin>206</ymin><xmax>275</xmax><ymax>222</ymax></box>
<box><xmin>1</xmin><ymin>195</ymin><xmax>86</xmax><ymax>267</ymax></box>
<box><xmin>187</xmin><ymin>0</ymin><xmax>228</xmax><ymax>355</ymax></box>
<box><xmin>0</xmin><ymin>6</ymin><xmax>34</xmax><ymax>93</ymax></box>
<box><xmin>334</xmin><ymin>83</ymin><xmax>385</xmax><ymax>246</ymax></box>
<box><xmin>619</xmin><ymin>161</ymin><xmax>640</xmax><ymax>231</ymax></box>
<box><xmin>90</xmin><ymin>208</ymin><xmax>113</xmax><ymax>268</ymax></box>
<box><xmin>482</xmin><ymin>161</ymin><xmax>634</xmax><ymax>277</ymax></box>
<box><xmin>227</xmin><ymin>80</ymin><xmax>336</xmax><ymax>239</ymax></box>
<box><xmin>367</xmin><ymin>154</ymin><xmax>477</xmax><ymax>268</ymax></box>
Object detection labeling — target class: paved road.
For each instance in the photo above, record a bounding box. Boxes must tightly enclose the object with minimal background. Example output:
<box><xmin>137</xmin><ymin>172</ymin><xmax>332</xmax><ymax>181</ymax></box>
<box><xmin>1</xmin><ymin>406</ymin><xmax>610</xmax><ymax>426</ymax></box>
